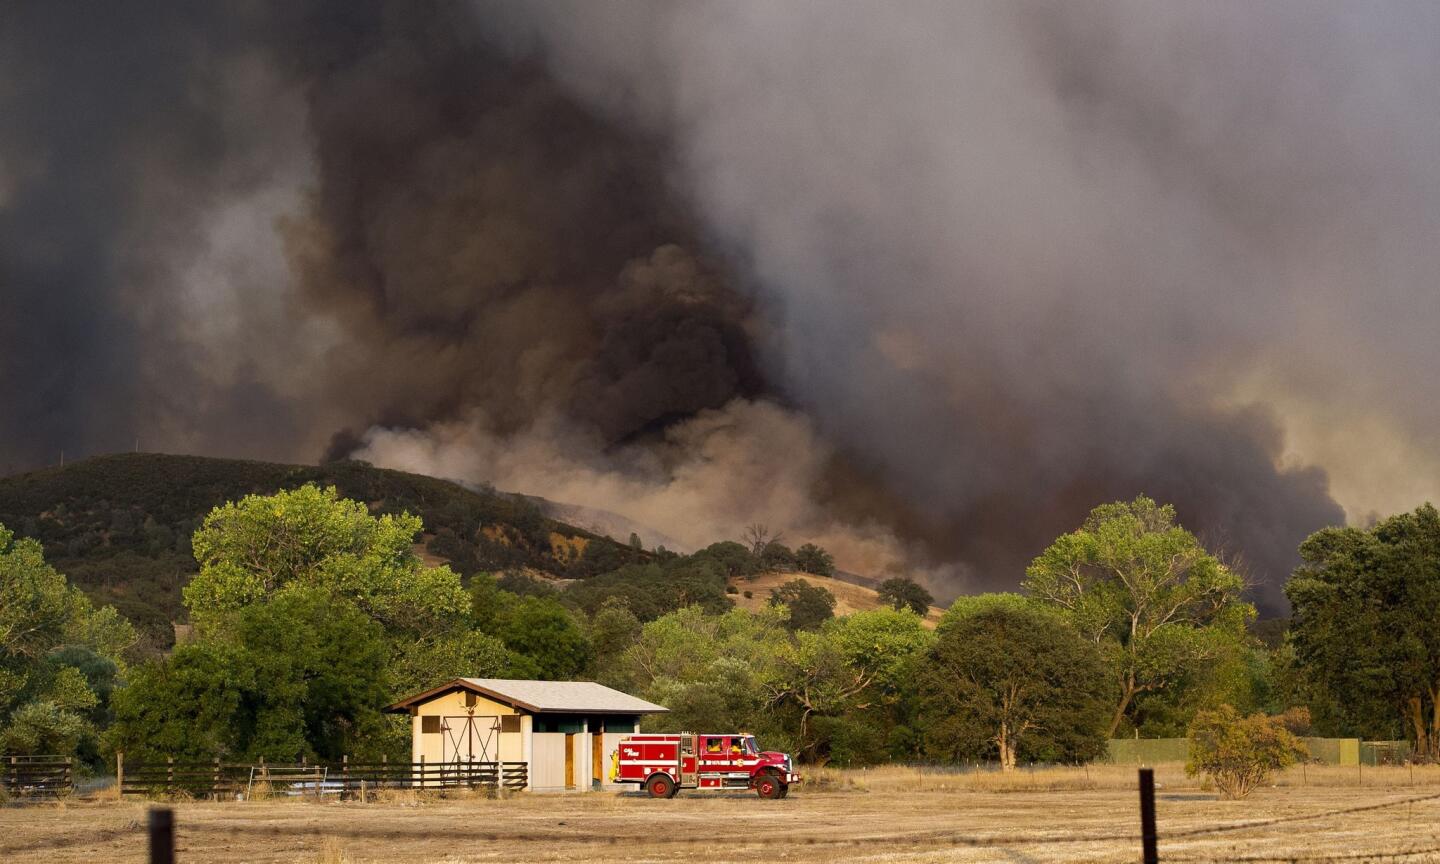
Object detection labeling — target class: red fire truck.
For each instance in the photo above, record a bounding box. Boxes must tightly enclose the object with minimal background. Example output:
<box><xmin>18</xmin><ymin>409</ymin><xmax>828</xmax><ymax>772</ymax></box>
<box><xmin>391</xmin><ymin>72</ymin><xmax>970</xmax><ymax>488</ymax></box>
<box><xmin>612</xmin><ymin>732</ymin><xmax>800</xmax><ymax>799</ymax></box>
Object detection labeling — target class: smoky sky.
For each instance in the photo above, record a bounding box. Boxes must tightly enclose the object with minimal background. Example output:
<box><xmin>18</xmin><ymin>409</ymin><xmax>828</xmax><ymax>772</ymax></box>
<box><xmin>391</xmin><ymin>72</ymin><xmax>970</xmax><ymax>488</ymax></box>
<box><xmin>5</xmin><ymin>1</ymin><xmax>1440</xmax><ymax>611</ymax></box>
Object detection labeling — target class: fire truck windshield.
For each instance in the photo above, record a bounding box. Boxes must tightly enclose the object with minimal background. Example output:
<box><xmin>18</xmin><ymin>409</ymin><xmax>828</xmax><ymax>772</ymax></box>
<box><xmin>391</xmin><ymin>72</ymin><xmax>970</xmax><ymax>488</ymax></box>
<box><xmin>741</xmin><ymin>737</ymin><xmax>758</xmax><ymax>754</ymax></box>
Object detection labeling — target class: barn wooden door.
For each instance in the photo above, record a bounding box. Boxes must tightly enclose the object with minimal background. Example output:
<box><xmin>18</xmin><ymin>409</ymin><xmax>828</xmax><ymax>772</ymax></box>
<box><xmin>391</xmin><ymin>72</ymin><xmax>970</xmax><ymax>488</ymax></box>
<box><xmin>592</xmin><ymin>731</ymin><xmax>604</xmax><ymax>786</ymax></box>
<box><xmin>564</xmin><ymin>734</ymin><xmax>575</xmax><ymax>787</ymax></box>
<box><xmin>442</xmin><ymin>715</ymin><xmax>500</xmax><ymax>763</ymax></box>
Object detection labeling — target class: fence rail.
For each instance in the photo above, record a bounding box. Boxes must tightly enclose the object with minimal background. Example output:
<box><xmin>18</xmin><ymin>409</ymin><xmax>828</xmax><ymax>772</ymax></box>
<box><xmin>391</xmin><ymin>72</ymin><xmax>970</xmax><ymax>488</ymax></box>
<box><xmin>117</xmin><ymin>756</ymin><xmax>527</xmax><ymax>798</ymax></box>
<box><xmin>2</xmin><ymin>755</ymin><xmax>73</xmax><ymax>796</ymax></box>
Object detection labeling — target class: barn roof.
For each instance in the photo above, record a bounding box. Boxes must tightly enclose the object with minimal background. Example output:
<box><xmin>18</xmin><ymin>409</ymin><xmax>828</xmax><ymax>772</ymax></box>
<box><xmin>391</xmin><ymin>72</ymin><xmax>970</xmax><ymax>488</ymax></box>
<box><xmin>384</xmin><ymin>677</ymin><xmax>668</xmax><ymax>715</ymax></box>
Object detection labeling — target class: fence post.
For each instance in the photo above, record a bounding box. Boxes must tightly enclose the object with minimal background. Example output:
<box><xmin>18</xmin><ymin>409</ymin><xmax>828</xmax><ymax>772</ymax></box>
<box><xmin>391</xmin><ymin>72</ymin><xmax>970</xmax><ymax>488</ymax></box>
<box><xmin>1138</xmin><ymin>768</ymin><xmax>1158</xmax><ymax>864</ymax></box>
<box><xmin>343</xmin><ymin>754</ymin><xmax>349</xmax><ymax>795</ymax></box>
<box><xmin>149</xmin><ymin>807</ymin><xmax>175</xmax><ymax>864</ymax></box>
<box><xmin>65</xmin><ymin>757</ymin><xmax>73</xmax><ymax>793</ymax></box>
<box><xmin>213</xmin><ymin>756</ymin><xmax>221</xmax><ymax>798</ymax></box>
<box><xmin>166</xmin><ymin>756</ymin><xmax>174</xmax><ymax>790</ymax></box>
<box><xmin>8</xmin><ymin>755</ymin><xmax>15</xmax><ymax>792</ymax></box>
<box><xmin>420</xmin><ymin>753</ymin><xmax>425</xmax><ymax>790</ymax></box>
<box><xmin>117</xmin><ymin>751</ymin><xmax>125</xmax><ymax>797</ymax></box>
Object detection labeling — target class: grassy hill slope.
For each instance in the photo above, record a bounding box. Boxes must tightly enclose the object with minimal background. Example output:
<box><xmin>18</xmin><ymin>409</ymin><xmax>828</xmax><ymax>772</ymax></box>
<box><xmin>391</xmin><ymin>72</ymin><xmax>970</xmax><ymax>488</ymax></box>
<box><xmin>729</xmin><ymin>572</ymin><xmax>946</xmax><ymax>628</ymax></box>
<box><xmin>0</xmin><ymin>453</ymin><xmax>644</xmax><ymax>651</ymax></box>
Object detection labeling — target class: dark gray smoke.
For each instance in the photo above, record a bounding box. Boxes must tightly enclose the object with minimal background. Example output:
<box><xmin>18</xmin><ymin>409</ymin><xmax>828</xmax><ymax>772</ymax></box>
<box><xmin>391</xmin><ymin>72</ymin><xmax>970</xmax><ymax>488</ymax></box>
<box><xmin>8</xmin><ymin>1</ymin><xmax>1440</xmax><ymax>611</ymax></box>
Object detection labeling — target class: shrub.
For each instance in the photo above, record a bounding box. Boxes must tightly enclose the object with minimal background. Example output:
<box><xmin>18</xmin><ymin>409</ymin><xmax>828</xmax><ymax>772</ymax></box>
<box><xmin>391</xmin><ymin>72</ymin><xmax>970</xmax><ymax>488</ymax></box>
<box><xmin>1186</xmin><ymin>705</ymin><xmax>1308</xmax><ymax>799</ymax></box>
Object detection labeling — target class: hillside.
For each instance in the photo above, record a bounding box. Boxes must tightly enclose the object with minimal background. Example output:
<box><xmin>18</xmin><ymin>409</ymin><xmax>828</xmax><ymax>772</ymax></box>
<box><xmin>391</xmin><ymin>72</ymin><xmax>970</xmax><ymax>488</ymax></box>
<box><xmin>0</xmin><ymin>453</ymin><xmax>644</xmax><ymax>651</ymax></box>
<box><xmin>729</xmin><ymin>571</ymin><xmax>946</xmax><ymax>628</ymax></box>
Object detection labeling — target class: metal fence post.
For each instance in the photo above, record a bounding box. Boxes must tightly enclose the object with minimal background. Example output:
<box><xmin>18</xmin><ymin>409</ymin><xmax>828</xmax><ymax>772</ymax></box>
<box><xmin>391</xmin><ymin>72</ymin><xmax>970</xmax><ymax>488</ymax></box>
<box><xmin>117</xmin><ymin>751</ymin><xmax>125</xmax><ymax>797</ymax></box>
<box><xmin>1139</xmin><ymin>767</ymin><xmax>1158</xmax><ymax>864</ymax></box>
<box><xmin>149</xmin><ymin>807</ymin><xmax>175</xmax><ymax>864</ymax></box>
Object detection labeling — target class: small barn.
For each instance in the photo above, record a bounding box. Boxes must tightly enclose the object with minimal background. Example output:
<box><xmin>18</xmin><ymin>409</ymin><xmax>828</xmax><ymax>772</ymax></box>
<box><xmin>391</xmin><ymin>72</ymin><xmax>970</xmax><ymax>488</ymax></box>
<box><xmin>385</xmin><ymin>678</ymin><xmax>667</xmax><ymax>791</ymax></box>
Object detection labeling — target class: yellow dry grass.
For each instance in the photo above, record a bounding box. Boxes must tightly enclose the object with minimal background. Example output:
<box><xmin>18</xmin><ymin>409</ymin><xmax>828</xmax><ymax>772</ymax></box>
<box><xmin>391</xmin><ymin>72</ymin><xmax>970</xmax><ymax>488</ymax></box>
<box><xmin>730</xmin><ymin>571</ymin><xmax>946</xmax><ymax>627</ymax></box>
<box><xmin>8</xmin><ymin>764</ymin><xmax>1440</xmax><ymax>863</ymax></box>
<box><xmin>548</xmin><ymin>531</ymin><xmax>589</xmax><ymax>562</ymax></box>
<box><xmin>314</xmin><ymin>836</ymin><xmax>352</xmax><ymax>864</ymax></box>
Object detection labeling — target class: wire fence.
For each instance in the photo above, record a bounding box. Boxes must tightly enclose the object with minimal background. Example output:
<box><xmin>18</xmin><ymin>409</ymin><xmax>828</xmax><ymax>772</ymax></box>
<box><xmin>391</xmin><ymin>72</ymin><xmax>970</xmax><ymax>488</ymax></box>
<box><xmin>4</xmin><ymin>765</ymin><xmax>1439</xmax><ymax>863</ymax></box>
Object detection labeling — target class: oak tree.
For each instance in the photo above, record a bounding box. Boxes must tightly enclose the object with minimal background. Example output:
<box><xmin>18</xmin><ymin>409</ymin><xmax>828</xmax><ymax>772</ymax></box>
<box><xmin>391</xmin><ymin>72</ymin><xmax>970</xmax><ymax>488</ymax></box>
<box><xmin>1024</xmin><ymin>497</ymin><xmax>1252</xmax><ymax>737</ymax></box>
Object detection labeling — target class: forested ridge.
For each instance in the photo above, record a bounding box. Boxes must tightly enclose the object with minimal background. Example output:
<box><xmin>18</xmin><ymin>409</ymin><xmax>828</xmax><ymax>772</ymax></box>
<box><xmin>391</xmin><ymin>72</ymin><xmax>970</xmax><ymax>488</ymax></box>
<box><xmin>0</xmin><ymin>453</ymin><xmax>644</xmax><ymax>651</ymax></box>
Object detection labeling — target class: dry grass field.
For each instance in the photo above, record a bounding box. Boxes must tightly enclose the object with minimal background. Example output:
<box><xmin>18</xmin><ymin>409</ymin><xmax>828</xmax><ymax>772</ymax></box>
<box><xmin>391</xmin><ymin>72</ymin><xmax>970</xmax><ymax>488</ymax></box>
<box><xmin>729</xmin><ymin>572</ymin><xmax>947</xmax><ymax>627</ymax></box>
<box><xmin>4</xmin><ymin>764</ymin><xmax>1440</xmax><ymax>863</ymax></box>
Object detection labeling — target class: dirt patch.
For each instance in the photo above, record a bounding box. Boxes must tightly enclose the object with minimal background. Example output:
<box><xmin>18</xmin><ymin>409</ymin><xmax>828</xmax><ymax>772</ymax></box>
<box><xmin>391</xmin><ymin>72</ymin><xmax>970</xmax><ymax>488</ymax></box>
<box><xmin>5</xmin><ymin>766</ymin><xmax>1440</xmax><ymax>863</ymax></box>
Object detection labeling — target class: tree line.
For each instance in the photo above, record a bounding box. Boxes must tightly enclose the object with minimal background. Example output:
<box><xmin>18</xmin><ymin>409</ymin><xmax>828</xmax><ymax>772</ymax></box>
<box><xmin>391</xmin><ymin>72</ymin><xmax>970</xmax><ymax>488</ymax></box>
<box><xmin>3</xmin><ymin>485</ymin><xmax>1439</xmax><ymax>770</ymax></box>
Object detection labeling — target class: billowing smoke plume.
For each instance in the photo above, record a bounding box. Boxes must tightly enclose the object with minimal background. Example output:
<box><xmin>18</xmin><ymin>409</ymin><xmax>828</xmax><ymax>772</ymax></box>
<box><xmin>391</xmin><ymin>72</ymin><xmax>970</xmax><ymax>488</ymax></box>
<box><xmin>6</xmin><ymin>2</ymin><xmax>1440</xmax><ymax>610</ymax></box>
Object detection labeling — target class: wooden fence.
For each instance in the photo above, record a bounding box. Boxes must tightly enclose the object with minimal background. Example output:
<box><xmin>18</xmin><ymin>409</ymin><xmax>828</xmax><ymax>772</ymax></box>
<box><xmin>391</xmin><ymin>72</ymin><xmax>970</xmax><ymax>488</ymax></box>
<box><xmin>2</xmin><ymin>755</ymin><xmax>73</xmax><ymax>796</ymax></box>
<box><xmin>116</xmin><ymin>755</ymin><xmax>527</xmax><ymax>798</ymax></box>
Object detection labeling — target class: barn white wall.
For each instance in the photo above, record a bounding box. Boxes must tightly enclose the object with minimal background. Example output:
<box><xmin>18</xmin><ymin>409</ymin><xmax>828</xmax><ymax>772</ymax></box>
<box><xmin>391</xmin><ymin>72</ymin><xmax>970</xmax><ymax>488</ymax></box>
<box><xmin>531</xmin><ymin>732</ymin><xmax>569</xmax><ymax>789</ymax></box>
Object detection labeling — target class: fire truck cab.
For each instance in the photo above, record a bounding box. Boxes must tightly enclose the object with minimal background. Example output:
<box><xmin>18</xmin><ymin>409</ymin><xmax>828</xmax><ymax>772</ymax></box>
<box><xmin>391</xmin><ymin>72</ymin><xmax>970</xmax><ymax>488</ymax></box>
<box><xmin>612</xmin><ymin>732</ymin><xmax>800</xmax><ymax>799</ymax></box>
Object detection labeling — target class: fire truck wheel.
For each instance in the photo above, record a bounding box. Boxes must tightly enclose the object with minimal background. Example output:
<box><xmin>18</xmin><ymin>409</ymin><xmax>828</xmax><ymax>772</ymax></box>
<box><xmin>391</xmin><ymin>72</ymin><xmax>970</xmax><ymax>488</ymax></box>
<box><xmin>776</xmin><ymin>784</ymin><xmax>790</xmax><ymax>799</ymax></box>
<box><xmin>645</xmin><ymin>774</ymin><xmax>675</xmax><ymax>799</ymax></box>
<box><xmin>754</xmin><ymin>773</ymin><xmax>785</xmax><ymax>800</ymax></box>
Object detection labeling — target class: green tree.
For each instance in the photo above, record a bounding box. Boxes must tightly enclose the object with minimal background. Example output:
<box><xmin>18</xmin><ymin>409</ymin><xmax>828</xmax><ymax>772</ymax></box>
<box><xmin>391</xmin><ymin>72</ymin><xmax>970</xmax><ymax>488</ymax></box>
<box><xmin>1024</xmin><ymin>496</ymin><xmax>1252</xmax><ymax>737</ymax></box>
<box><xmin>184</xmin><ymin>484</ymin><xmax>468</xmax><ymax>637</ymax></box>
<box><xmin>618</xmin><ymin>606</ymin><xmax>790</xmax><ymax>741</ymax></box>
<box><xmin>1</xmin><ymin>701</ymin><xmax>93</xmax><ymax>756</ymax></box>
<box><xmin>921</xmin><ymin>594</ymin><xmax>1110</xmax><ymax>769</ymax></box>
<box><xmin>878</xmin><ymin>577</ymin><xmax>934</xmax><ymax>615</ymax></box>
<box><xmin>768</xmin><ymin>579</ymin><xmax>836</xmax><ymax>631</ymax></box>
<box><xmin>494</xmin><ymin>596</ymin><xmax>592</xmax><ymax>681</ymax></box>
<box><xmin>467</xmin><ymin>574</ymin><xmax>591</xmax><ymax>681</ymax></box>
<box><xmin>1286</xmin><ymin>504</ymin><xmax>1440</xmax><ymax>755</ymax></box>
<box><xmin>1</xmin><ymin>523</ymin><xmax>133</xmax><ymax>759</ymax></box>
<box><xmin>108</xmin><ymin>589</ymin><xmax>391</xmax><ymax>762</ymax></box>
<box><xmin>183</xmin><ymin>484</ymin><xmax>493</xmax><ymax>698</ymax></box>
<box><xmin>760</xmin><ymin>542</ymin><xmax>796</xmax><ymax>572</ymax></box>
<box><xmin>1186</xmin><ymin>706</ymin><xmax>1308</xmax><ymax>799</ymax></box>
<box><xmin>496</xmin><ymin>571</ymin><xmax>558</xmax><ymax>599</ymax></box>
<box><xmin>565</xmin><ymin>561</ymin><xmax>732</xmax><ymax>621</ymax></box>
<box><xmin>690</xmin><ymin>541</ymin><xmax>761</xmax><ymax>578</ymax></box>
<box><xmin>794</xmin><ymin>543</ymin><xmax>835</xmax><ymax>577</ymax></box>
<box><xmin>389</xmin><ymin>631</ymin><xmax>510</xmax><ymax>697</ymax></box>
<box><xmin>469</xmin><ymin>572</ymin><xmax>507</xmax><ymax>631</ymax></box>
<box><xmin>588</xmin><ymin>599</ymin><xmax>642</xmax><ymax>686</ymax></box>
<box><xmin>766</xmin><ymin>608</ymin><xmax>933</xmax><ymax>762</ymax></box>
